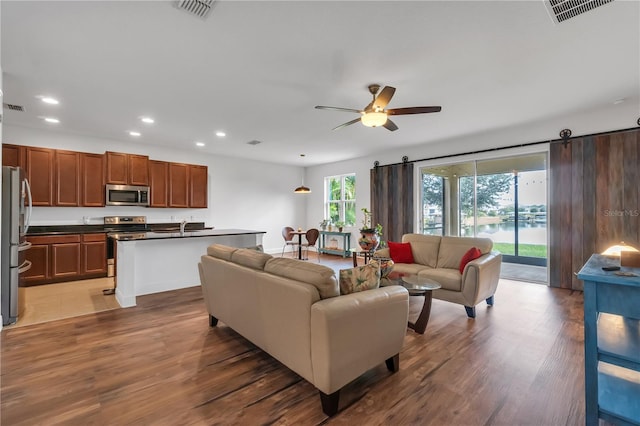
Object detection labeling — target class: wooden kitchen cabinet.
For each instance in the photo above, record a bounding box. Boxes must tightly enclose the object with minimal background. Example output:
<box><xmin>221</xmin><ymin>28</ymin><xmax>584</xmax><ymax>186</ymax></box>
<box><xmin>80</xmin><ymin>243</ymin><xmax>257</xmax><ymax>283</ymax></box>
<box><xmin>129</xmin><ymin>154</ymin><xmax>149</xmax><ymax>186</ymax></box>
<box><xmin>189</xmin><ymin>164</ymin><xmax>208</xmax><ymax>208</ymax></box>
<box><xmin>81</xmin><ymin>233</ymin><xmax>107</xmax><ymax>276</ymax></box>
<box><xmin>2</xmin><ymin>144</ymin><xmax>25</xmax><ymax>168</ymax></box>
<box><xmin>106</xmin><ymin>151</ymin><xmax>149</xmax><ymax>185</ymax></box>
<box><xmin>22</xmin><ymin>238</ymin><xmax>50</xmax><ymax>286</ymax></box>
<box><xmin>51</xmin><ymin>236</ymin><xmax>82</xmax><ymax>280</ymax></box>
<box><xmin>24</xmin><ymin>233</ymin><xmax>106</xmax><ymax>285</ymax></box>
<box><xmin>81</xmin><ymin>153</ymin><xmax>105</xmax><ymax>206</ymax></box>
<box><xmin>25</xmin><ymin>146</ymin><xmax>55</xmax><ymax>206</ymax></box>
<box><xmin>149</xmin><ymin>160</ymin><xmax>169</xmax><ymax>207</ymax></box>
<box><xmin>169</xmin><ymin>162</ymin><xmax>189</xmax><ymax>208</ymax></box>
<box><xmin>55</xmin><ymin>150</ymin><xmax>81</xmax><ymax>207</ymax></box>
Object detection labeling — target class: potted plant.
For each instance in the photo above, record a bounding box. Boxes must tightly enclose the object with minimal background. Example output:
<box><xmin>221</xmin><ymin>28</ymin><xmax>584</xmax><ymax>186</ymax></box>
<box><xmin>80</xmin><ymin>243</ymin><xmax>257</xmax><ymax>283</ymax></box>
<box><xmin>358</xmin><ymin>208</ymin><xmax>383</xmax><ymax>251</ymax></box>
<box><xmin>319</xmin><ymin>219</ymin><xmax>329</xmax><ymax>231</ymax></box>
<box><xmin>335</xmin><ymin>221</ymin><xmax>345</xmax><ymax>232</ymax></box>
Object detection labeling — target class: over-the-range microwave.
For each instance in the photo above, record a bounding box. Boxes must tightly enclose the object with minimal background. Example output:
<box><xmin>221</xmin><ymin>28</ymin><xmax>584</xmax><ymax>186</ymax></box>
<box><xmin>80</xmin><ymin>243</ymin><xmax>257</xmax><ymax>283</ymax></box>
<box><xmin>105</xmin><ymin>184</ymin><xmax>150</xmax><ymax>207</ymax></box>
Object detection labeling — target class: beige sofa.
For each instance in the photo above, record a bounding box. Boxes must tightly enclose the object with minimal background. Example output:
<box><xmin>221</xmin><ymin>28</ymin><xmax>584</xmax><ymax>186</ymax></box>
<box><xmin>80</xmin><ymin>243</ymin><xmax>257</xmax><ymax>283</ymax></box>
<box><xmin>198</xmin><ymin>244</ymin><xmax>409</xmax><ymax>416</ymax></box>
<box><xmin>375</xmin><ymin>234</ymin><xmax>502</xmax><ymax>318</ymax></box>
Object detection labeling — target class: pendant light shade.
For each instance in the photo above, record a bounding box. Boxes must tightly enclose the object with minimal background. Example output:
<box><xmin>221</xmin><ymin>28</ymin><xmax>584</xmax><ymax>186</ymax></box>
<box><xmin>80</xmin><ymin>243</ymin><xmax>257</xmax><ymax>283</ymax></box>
<box><xmin>294</xmin><ymin>153</ymin><xmax>311</xmax><ymax>193</ymax></box>
<box><xmin>294</xmin><ymin>185</ymin><xmax>311</xmax><ymax>194</ymax></box>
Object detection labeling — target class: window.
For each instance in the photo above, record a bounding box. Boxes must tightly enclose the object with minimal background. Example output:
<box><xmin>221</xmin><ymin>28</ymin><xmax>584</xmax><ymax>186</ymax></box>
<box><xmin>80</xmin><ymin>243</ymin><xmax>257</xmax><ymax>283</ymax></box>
<box><xmin>325</xmin><ymin>174</ymin><xmax>356</xmax><ymax>226</ymax></box>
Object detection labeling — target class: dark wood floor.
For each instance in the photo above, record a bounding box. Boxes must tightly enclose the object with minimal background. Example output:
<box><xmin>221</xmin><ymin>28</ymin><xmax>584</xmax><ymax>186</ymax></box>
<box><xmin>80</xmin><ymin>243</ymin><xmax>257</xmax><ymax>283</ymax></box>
<box><xmin>0</xmin><ymin>255</ymin><xmax>586</xmax><ymax>425</ymax></box>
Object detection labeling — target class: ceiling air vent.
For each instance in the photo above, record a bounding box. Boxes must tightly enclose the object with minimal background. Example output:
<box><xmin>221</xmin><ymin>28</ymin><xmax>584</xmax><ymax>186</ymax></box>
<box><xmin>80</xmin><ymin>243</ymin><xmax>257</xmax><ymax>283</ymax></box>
<box><xmin>3</xmin><ymin>103</ymin><xmax>25</xmax><ymax>112</ymax></box>
<box><xmin>175</xmin><ymin>0</ymin><xmax>215</xmax><ymax>20</ymax></box>
<box><xmin>544</xmin><ymin>0</ymin><xmax>615</xmax><ymax>24</ymax></box>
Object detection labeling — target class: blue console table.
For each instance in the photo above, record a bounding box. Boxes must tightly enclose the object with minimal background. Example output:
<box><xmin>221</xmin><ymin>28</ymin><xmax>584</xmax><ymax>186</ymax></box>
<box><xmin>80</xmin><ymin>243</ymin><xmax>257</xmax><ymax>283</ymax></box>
<box><xmin>577</xmin><ymin>254</ymin><xmax>640</xmax><ymax>426</ymax></box>
<box><xmin>318</xmin><ymin>231</ymin><xmax>351</xmax><ymax>258</ymax></box>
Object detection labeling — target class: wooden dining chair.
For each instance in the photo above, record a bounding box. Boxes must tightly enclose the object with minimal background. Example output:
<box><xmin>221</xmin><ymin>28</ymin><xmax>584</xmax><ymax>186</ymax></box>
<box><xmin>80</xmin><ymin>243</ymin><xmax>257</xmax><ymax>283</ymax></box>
<box><xmin>281</xmin><ymin>226</ymin><xmax>297</xmax><ymax>257</ymax></box>
<box><xmin>301</xmin><ymin>228</ymin><xmax>321</xmax><ymax>262</ymax></box>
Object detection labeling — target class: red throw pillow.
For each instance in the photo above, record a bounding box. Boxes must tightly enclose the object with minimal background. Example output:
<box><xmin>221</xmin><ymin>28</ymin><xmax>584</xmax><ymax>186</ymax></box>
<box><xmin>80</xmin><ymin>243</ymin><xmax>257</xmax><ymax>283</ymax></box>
<box><xmin>459</xmin><ymin>247</ymin><xmax>483</xmax><ymax>274</ymax></box>
<box><xmin>388</xmin><ymin>241</ymin><xmax>415</xmax><ymax>263</ymax></box>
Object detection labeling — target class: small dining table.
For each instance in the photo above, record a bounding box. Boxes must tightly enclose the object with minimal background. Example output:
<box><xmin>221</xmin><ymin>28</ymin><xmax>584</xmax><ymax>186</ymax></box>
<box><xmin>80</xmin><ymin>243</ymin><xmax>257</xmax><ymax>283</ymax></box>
<box><xmin>291</xmin><ymin>230</ymin><xmax>307</xmax><ymax>260</ymax></box>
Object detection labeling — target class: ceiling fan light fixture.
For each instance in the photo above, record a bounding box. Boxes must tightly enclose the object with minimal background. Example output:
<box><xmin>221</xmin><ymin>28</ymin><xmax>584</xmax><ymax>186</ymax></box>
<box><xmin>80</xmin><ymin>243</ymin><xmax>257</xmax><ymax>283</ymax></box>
<box><xmin>361</xmin><ymin>111</ymin><xmax>388</xmax><ymax>127</ymax></box>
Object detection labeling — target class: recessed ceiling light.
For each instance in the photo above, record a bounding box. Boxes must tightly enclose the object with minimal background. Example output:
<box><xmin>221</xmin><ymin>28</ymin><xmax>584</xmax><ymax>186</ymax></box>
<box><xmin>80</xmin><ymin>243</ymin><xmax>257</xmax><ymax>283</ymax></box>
<box><xmin>195</xmin><ymin>142</ymin><xmax>205</xmax><ymax>147</ymax></box>
<box><xmin>141</xmin><ymin>117</ymin><xmax>155</xmax><ymax>124</ymax></box>
<box><xmin>44</xmin><ymin>117</ymin><xmax>60</xmax><ymax>123</ymax></box>
<box><xmin>41</xmin><ymin>97</ymin><xmax>59</xmax><ymax>105</ymax></box>
<box><xmin>129</xmin><ymin>131</ymin><xmax>141</xmax><ymax>137</ymax></box>
<box><xmin>215</xmin><ymin>131</ymin><xmax>226</xmax><ymax>137</ymax></box>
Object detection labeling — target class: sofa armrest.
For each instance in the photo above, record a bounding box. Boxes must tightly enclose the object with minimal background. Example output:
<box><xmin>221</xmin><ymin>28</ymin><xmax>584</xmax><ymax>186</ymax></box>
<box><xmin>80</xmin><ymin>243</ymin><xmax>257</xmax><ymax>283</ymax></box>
<box><xmin>310</xmin><ymin>286</ymin><xmax>409</xmax><ymax>394</ymax></box>
<box><xmin>461</xmin><ymin>251</ymin><xmax>502</xmax><ymax>305</ymax></box>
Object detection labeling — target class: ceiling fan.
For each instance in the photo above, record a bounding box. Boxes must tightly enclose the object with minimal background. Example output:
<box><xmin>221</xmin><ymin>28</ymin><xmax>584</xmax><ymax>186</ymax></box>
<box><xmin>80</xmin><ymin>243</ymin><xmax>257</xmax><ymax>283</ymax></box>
<box><xmin>315</xmin><ymin>84</ymin><xmax>441</xmax><ymax>132</ymax></box>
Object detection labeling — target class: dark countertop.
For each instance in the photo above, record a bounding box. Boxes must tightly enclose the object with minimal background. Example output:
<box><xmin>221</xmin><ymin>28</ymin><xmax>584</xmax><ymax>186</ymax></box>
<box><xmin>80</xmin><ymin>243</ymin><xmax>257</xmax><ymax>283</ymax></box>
<box><xmin>27</xmin><ymin>222</ymin><xmax>208</xmax><ymax>236</ymax></box>
<box><xmin>110</xmin><ymin>229</ymin><xmax>266</xmax><ymax>241</ymax></box>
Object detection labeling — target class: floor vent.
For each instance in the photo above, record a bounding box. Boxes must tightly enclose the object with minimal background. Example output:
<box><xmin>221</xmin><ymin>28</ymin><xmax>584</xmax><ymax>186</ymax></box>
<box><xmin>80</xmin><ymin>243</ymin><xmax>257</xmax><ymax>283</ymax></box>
<box><xmin>3</xmin><ymin>103</ymin><xmax>25</xmax><ymax>112</ymax></box>
<box><xmin>247</xmin><ymin>140</ymin><xmax>262</xmax><ymax>146</ymax></box>
<box><xmin>175</xmin><ymin>0</ymin><xmax>215</xmax><ymax>20</ymax></box>
<box><xmin>544</xmin><ymin>0</ymin><xmax>615</xmax><ymax>24</ymax></box>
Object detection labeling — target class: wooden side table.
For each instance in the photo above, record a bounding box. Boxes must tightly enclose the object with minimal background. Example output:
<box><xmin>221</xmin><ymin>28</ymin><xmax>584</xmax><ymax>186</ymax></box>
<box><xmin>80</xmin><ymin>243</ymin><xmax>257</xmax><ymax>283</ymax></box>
<box><xmin>318</xmin><ymin>231</ymin><xmax>351</xmax><ymax>257</ymax></box>
<box><xmin>352</xmin><ymin>250</ymin><xmax>375</xmax><ymax>267</ymax></box>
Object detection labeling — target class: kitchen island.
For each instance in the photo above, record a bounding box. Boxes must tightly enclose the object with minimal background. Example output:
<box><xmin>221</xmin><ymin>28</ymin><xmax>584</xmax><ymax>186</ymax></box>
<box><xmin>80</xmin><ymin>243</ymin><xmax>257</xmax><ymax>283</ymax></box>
<box><xmin>112</xmin><ymin>229</ymin><xmax>265</xmax><ymax>307</ymax></box>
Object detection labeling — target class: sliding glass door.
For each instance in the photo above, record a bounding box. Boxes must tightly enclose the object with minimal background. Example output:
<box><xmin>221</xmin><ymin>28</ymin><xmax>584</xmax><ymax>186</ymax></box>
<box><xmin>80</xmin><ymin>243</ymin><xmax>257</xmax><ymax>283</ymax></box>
<box><xmin>419</xmin><ymin>153</ymin><xmax>547</xmax><ymax>266</ymax></box>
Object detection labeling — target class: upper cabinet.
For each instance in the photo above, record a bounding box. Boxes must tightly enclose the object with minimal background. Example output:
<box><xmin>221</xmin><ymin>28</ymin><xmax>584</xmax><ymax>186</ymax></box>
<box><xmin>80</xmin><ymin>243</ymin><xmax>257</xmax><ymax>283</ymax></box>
<box><xmin>2</xmin><ymin>144</ymin><xmax>25</xmax><ymax>168</ymax></box>
<box><xmin>106</xmin><ymin>151</ymin><xmax>149</xmax><ymax>186</ymax></box>
<box><xmin>81</xmin><ymin>153</ymin><xmax>105</xmax><ymax>207</ymax></box>
<box><xmin>26</xmin><ymin>146</ymin><xmax>55</xmax><ymax>206</ymax></box>
<box><xmin>149</xmin><ymin>160</ymin><xmax>169</xmax><ymax>208</ymax></box>
<box><xmin>3</xmin><ymin>144</ymin><xmax>206</xmax><ymax>209</ymax></box>
<box><xmin>55</xmin><ymin>150</ymin><xmax>81</xmax><ymax>207</ymax></box>
<box><xmin>169</xmin><ymin>163</ymin><xmax>189</xmax><ymax>208</ymax></box>
<box><xmin>189</xmin><ymin>165</ymin><xmax>208</xmax><ymax>208</ymax></box>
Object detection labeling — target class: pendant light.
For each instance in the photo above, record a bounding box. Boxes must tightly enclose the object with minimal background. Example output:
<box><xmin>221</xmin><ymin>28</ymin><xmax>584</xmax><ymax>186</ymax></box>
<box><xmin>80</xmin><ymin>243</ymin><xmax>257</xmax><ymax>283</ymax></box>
<box><xmin>294</xmin><ymin>154</ymin><xmax>311</xmax><ymax>193</ymax></box>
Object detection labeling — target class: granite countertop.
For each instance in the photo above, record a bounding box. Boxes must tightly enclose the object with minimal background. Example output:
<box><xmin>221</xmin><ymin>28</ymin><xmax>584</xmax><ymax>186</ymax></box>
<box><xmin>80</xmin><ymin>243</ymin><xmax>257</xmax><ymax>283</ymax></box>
<box><xmin>27</xmin><ymin>222</ymin><xmax>208</xmax><ymax>235</ymax></box>
<box><xmin>110</xmin><ymin>229</ymin><xmax>266</xmax><ymax>241</ymax></box>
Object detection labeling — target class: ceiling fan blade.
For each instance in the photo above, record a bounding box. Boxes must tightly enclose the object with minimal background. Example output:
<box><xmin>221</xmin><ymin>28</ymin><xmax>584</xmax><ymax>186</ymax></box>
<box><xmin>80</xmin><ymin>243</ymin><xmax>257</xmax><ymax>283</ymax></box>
<box><xmin>387</xmin><ymin>106</ymin><xmax>442</xmax><ymax>115</ymax></box>
<box><xmin>383</xmin><ymin>119</ymin><xmax>398</xmax><ymax>132</ymax></box>
<box><xmin>332</xmin><ymin>117</ymin><xmax>362</xmax><ymax>131</ymax></box>
<box><xmin>373</xmin><ymin>86</ymin><xmax>396</xmax><ymax>110</ymax></box>
<box><xmin>315</xmin><ymin>106</ymin><xmax>362</xmax><ymax>113</ymax></box>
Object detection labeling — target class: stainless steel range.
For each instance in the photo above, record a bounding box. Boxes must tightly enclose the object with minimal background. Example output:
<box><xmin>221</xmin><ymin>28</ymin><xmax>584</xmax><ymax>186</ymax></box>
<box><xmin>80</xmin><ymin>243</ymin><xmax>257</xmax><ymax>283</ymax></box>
<box><xmin>104</xmin><ymin>216</ymin><xmax>148</xmax><ymax>291</ymax></box>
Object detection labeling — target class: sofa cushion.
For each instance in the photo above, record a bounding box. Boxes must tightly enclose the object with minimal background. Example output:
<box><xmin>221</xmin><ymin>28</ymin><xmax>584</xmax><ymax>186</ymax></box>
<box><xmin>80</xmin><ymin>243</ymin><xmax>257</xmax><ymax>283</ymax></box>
<box><xmin>231</xmin><ymin>248</ymin><xmax>273</xmax><ymax>270</ymax></box>
<box><xmin>265</xmin><ymin>257</ymin><xmax>339</xmax><ymax>299</ymax></box>
<box><xmin>401</xmin><ymin>234</ymin><xmax>441</xmax><ymax>268</ymax></box>
<box><xmin>459</xmin><ymin>247</ymin><xmax>482</xmax><ymax>273</ymax></box>
<box><xmin>388</xmin><ymin>241</ymin><xmax>414</xmax><ymax>263</ymax></box>
<box><xmin>339</xmin><ymin>261</ymin><xmax>381</xmax><ymax>295</ymax></box>
<box><xmin>207</xmin><ymin>244</ymin><xmax>238</xmax><ymax>261</ymax></box>
<box><xmin>419</xmin><ymin>268</ymin><xmax>462</xmax><ymax>292</ymax></box>
<box><xmin>437</xmin><ymin>236</ymin><xmax>493</xmax><ymax>269</ymax></box>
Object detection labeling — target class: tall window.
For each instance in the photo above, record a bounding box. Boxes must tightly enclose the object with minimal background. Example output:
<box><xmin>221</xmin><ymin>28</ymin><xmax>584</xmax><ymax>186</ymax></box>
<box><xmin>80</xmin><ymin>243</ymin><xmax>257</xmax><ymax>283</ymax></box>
<box><xmin>325</xmin><ymin>174</ymin><xmax>356</xmax><ymax>226</ymax></box>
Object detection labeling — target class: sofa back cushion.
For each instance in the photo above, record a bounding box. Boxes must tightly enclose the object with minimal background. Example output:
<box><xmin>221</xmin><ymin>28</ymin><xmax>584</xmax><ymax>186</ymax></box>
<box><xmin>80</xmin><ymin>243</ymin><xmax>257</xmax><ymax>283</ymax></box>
<box><xmin>207</xmin><ymin>244</ymin><xmax>238</xmax><ymax>261</ymax></box>
<box><xmin>437</xmin><ymin>236</ymin><xmax>493</xmax><ymax>269</ymax></box>
<box><xmin>231</xmin><ymin>248</ymin><xmax>273</xmax><ymax>270</ymax></box>
<box><xmin>401</xmin><ymin>234</ymin><xmax>442</xmax><ymax>268</ymax></box>
<box><xmin>265</xmin><ymin>257</ymin><xmax>339</xmax><ymax>299</ymax></box>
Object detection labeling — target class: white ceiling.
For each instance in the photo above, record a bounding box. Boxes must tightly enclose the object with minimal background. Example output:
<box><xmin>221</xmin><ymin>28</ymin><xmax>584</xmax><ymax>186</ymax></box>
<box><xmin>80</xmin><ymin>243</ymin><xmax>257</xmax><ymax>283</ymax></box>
<box><xmin>2</xmin><ymin>1</ymin><xmax>639</xmax><ymax>167</ymax></box>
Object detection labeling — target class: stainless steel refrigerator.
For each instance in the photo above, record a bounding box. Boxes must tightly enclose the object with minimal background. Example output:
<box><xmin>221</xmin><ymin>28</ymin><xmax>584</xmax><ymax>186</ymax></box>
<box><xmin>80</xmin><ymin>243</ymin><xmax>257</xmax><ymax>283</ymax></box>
<box><xmin>1</xmin><ymin>166</ymin><xmax>32</xmax><ymax>325</ymax></box>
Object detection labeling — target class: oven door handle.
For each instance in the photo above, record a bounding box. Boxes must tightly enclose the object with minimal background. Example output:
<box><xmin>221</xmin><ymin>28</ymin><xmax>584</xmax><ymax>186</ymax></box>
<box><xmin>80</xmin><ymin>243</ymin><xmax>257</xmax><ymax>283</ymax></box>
<box><xmin>18</xmin><ymin>260</ymin><xmax>32</xmax><ymax>274</ymax></box>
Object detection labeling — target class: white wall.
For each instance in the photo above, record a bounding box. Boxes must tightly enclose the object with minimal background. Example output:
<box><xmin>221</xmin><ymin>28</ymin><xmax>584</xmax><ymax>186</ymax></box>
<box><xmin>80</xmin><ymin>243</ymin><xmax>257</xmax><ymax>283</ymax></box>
<box><xmin>4</xmin><ymin>125</ymin><xmax>306</xmax><ymax>253</ymax></box>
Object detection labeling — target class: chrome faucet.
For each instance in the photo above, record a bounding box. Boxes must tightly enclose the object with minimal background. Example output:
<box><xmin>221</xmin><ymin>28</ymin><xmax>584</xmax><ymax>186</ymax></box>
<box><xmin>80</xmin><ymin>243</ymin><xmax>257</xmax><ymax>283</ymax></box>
<box><xmin>180</xmin><ymin>220</ymin><xmax>188</xmax><ymax>235</ymax></box>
